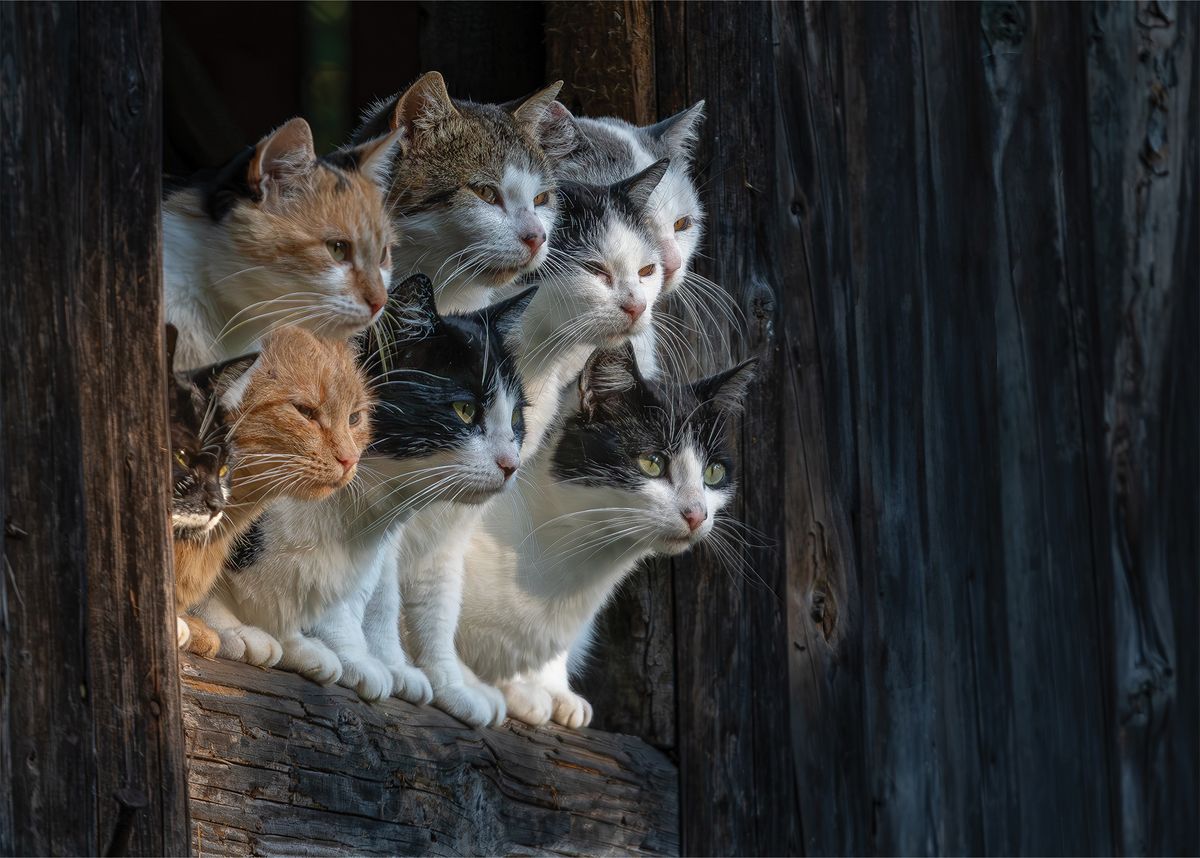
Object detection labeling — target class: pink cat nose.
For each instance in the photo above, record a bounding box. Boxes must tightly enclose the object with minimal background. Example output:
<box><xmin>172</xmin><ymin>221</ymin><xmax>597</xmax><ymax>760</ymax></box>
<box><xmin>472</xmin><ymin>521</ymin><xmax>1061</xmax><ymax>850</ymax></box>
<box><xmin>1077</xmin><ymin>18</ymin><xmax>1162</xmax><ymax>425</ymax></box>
<box><xmin>681</xmin><ymin>507</ymin><xmax>707</xmax><ymax>532</ymax></box>
<box><xmin>337</xmin><ymin>454</ymin><xmax>359</xmax><ymax>474</ymax></box>
<box><xmin>496</xmin><ymin>454</ymin><xmax>519</xmax><ymax>480</ymax></box>
<box><xmin>367</xmin><ymin>297</ymin><xmax>385</xmax><ymax>316</ymax></box>
<box><xmin>621</xmin><ymin>299</ymin><xmax>646</xmax><ymax>323</ymax></box>
<box><xmin>520</xmin><ymin>230</ymin><xmax>546</xmax><ymax>257</ymax></box>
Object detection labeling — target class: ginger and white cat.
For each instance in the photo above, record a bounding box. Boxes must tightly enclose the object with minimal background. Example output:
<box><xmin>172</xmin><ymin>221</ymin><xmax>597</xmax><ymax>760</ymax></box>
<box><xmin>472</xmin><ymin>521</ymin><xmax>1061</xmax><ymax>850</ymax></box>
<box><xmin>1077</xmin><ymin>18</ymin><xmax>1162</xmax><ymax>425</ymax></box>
<box><xmin>164</xmin><ymin>117</ymin><xmax>400</xmax><ymax>370</ymax></box>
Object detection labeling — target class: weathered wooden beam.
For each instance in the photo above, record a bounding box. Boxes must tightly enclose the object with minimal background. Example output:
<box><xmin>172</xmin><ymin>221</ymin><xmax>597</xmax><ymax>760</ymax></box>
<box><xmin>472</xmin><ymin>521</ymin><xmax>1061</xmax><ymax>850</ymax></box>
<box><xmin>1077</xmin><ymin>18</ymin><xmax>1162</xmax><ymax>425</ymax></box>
<box><xmin>181</xmin><ymin>655</ymin><xmax>679</xmax><ymax>856</ymax></box>
<box><xmin>0</xmin><ymin>3</ymin><xmax>187</xmax><ymax>854</ymax></box>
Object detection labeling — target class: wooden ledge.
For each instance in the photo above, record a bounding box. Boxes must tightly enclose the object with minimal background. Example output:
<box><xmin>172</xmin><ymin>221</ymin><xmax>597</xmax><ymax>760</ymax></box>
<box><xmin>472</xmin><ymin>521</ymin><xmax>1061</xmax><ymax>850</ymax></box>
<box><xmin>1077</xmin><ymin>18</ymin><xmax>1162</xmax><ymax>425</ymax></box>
<box><xmin>180</xmin><ymin>654</ymin><xmax>679</xmax><ymax>856</ymax></box>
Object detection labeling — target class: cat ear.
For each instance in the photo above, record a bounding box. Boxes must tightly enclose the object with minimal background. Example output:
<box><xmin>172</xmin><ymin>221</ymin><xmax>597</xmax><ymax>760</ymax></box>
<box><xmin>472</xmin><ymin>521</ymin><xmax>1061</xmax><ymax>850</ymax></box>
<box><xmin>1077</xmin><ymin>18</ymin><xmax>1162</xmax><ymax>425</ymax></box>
<box><xmin>508</xmin><ymin>81</ymin><xmax>565</xmax><ymax>134</ymax></box>
<box><xmin>247</xmin><ymin>118</ymin><xmax>316</xmax><ymax>200</ymax></box>
<box><xmin>613</xmin><ymin>158</ymin><xmax>670</xmax><ymax>213</ymax></box>
<box><xmin>643</xmin><ymin>101</ymin><xmax>705</xmax><ymax>160</ymax></box>
<box><xmin>693</xmin><ymin>357</ymin><xmax>758</xmax><ymax>415</ymax></box>
<box><xmin>483</xmin><ymin>285</ymin><xmax>538</xmax><ymax>340</ymax></box>
<box><xmin>535</xmin><ymin>101</ymin><xmax>577</xmax><ymax>160</ymax></box>
<box><xmin>332</xmin><ymin>126</ymin><xmax>405</xmax><ymax>192</ymax></box>
<box><xmin>165</xmin><ymin>324</ymin><xmax>179</xmax><ymax>374</ymax></box>
<box><xmin>387</xmin><ymin>272</ymin><xmax>440</xmax><ymax>327</ymax></box>
<box><xmin>188</xmin><ymin>352</ymin><xmax>260</xmax><ymax>406</ymax></box>
<box><xmin>393</xmin><ymin>72</ymin><xmax>459</xmax><ymax>140</ymax></box>
<box><xmin>579</xmin><ymin>343</ymin><xmax>642</xmax><ymax>419</ymax></box>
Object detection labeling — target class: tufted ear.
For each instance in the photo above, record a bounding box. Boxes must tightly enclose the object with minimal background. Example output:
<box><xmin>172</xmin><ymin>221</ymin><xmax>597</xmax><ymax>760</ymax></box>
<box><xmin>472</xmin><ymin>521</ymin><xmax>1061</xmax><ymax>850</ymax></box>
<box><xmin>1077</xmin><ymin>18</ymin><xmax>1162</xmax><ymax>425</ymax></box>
<box><xmin>692</xmin><ymin>357</ymin><xmax>758</xmax><ymax>415</ymax></box>
<box><xmin>330</xmin><ymin>126</ymin><xmax>405</xmax><ymax>192</ymax></box>
<box><xmin>247</xmin><ymin>118</ymin><xmax>316</xmax><ymax>201</ymax></box>
<box><xmin>643</xmin><ymin>101</ymin><xmax>705</xmax><ymax>160</ymax></box>
<box><xmin>612</xmin><ymin>157</ymin><xmax>669</xmax><ymax>213</ymax></box>
<box><xmin>483</xmin><ymin>285</ymin><xmax>538</xmax><ymax>341</ymax></box>
<box><xmin>393</xmin><ymin>72</ymin><xmax>458</xmax><ymax>141</ymax></box>
<box><xmin>508</xmin><ymin>80</ymin><xmax>564</xmax><ymax>134</ymax></box>
<box><xmin>578</xmin><ymin>343</ymin><xmax>643</xmax><ymax>420</ymax></box>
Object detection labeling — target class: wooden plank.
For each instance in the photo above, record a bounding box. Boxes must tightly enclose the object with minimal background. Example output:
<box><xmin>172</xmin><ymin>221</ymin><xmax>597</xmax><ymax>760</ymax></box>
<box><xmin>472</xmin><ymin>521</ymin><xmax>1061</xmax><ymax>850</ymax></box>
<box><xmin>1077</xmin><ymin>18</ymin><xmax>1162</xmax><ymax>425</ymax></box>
<box><xmin>181</xmin><ymin>655</ymin><xmax>678</xmax><ymax>856</ymax></box>
<box><xmin>0</xmin><ymin>2</ymin><xmax>187</xmax><ymax>854</ymax></box>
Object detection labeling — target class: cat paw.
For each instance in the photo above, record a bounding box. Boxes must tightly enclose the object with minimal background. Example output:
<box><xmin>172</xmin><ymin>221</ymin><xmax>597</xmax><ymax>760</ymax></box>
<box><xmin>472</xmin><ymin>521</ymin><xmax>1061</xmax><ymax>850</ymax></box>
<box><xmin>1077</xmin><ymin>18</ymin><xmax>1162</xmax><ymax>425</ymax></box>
<box><xmin>182</xmin><ymin>616</ymin><xmax>221</xmax><ymax>658</ymax></box>
<box><xmin>550</xmin><ymin>689</ymin><xmax>593</xmax><ymax>729</ymax></box>
<box><xmin>281</xmin><ymin>637</ymin><xmax>343</xmax><ymax>686</ymax></box>
<box><xmin>219</xmin><ymin>626</ymin><xmax>283</xmax><ymax>667</ymax></box>
<box><xmin>389</xmin><ymin>664</ymin><xmax>433</xmax><ymax>706</ymax></box>
<box><xmin>176</xmin><ymin>617</ymin><xmax>191</xmax><ymax>649</ymax></box>
<box><xmin>501</xmin><ymin>680</ymin><xmax>553</xmax><ymax>727</ymax></box>
<box><xmin>433</xmin><ymin>682</ymin><xmax>506</xmax><ymax>729</ymax></box>
<box><xmin>339</xmin><ymin>655</ymin><xmax>393</xmax><ymax>702</ymax></box>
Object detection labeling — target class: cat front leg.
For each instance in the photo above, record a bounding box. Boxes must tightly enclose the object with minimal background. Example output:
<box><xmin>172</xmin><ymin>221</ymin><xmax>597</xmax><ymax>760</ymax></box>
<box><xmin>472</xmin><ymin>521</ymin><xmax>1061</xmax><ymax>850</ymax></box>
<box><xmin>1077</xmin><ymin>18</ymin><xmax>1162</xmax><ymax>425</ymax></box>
<box><xmin>276</xmin><ymin>632</ymin><xmax>343</xmax><ymax>686</ymax></box>
<box><xmin>181</xmin><ymin>614</ymin><xmax>221</xmax><ymax>658</ymax></box>
<box><xmin>176</xmin><ymin>616</ymin><xmax>191</xmax><ymax>649</ymax></box>
<box><xmin>402</xmin><ymin>544</ymin><xmax>505</xmax><ymax>728</ymax></box>
<box><xmin>311</xmin><ymin>598</ymin><xmax>395</xmax><ymax>702</ymax></box>
<box><xmin>501</xmin><ymin>652</ymin><xmax>592</xmax><ymax>729</ymax></box>
<box><xmin>195</xmin><ymin>594</ymin><xmax>283</xmax><ymax>667</ymax></box>
<box><xmin>362</xmin><ymin>545</ymin><xmax>432</xmax><ymax>706</ymax></box>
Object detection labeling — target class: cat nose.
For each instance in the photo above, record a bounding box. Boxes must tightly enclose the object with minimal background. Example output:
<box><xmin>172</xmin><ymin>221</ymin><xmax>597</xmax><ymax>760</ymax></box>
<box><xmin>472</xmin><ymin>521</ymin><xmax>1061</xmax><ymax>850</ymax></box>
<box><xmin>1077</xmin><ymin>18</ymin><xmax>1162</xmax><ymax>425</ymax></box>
<box><xmin>621</xmin><ymin>298</ymin><xmax>646</xmax><ymax>323</ymax></box>
<box><xmin>681</xmin><ymin>506</ymin><xmax>707</xmax><ymax>531</ymax></box>
<box><xmin>367</xmin><ymin>297</ymin><xmax>385</xmax><ymax>317</ymax></box>
<box><xmin>520</xmin><ymin>229</ymin><xmax>545</xmax><ymax>257</ymax></box>
<box><xmin>205</xmin><ymin>496</ymin><xmax>223</xmax><ymax>513</ymax></box>
<box><xmin>337</xmin><ymin>453</ymin><xmax>359</xmax><ymax>474</ymax></box>
<box><xmin>495</xmin><ymin>454</ymin><xmax>519</xmax><ymax>480</ymax></box>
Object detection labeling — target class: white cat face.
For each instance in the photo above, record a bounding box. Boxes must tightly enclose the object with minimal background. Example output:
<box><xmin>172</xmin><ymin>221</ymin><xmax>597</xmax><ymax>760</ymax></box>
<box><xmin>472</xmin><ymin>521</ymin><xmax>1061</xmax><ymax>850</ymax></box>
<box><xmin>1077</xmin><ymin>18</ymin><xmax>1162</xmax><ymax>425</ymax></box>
<box><xmin>645</xmin><ymin>165</ymin><xmax>703</xmax><ymax>294</ymax></box>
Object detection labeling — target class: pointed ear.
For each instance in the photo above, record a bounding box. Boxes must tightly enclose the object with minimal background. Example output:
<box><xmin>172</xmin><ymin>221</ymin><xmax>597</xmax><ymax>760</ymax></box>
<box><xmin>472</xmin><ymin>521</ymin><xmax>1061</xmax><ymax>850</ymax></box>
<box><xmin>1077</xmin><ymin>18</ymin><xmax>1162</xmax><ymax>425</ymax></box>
<box><xmin>165</xmin><ymin>324</ymin><xmax>179</xmax><ymax>373</ymax></box>
<box><xmin>693</xmin><ymin>357</ymin><xmax>758</xmax><ymax>415</ymax></box>
<box><xmin>394</xmin><ymin>72</ymin><xmax>458</xmax><ymax>140</ymax></box>
<box><xmin>247</xmin><ymin>118</ymin><xmax>316</xmax><ymax>200</ymax></box>
<box><xmin>613</xmin><ymin>157</ymin><xmax>669</xmax><ymax>213</ymax></box>
<box><xmin>333</xmin><ymin>126</ymin><xmax>405</xmax><ymax>191</ymax></box>
<box><xmin>189</xmin><ymin>352</ymin><xmax>259</xmax><ymax>402</ymax></box>
<box><xmin>387</xmin><ymin>272</ymin><xmax>440</xmax><ymax>328</ymax></box>
<box><xmin>579</xmin><ymin>343</ymin><xmax>642</xmax><ymax>419</ymax></box>
<box><xmin>484</xmin><ymin>285</ymin><xmax>537</xmax><ymax>340</ymax></box>
<box><xmin>509</xmin><ymin>80</ymin><xmax>565</xmax><ymax>133</ymax></box>
<box><xmin>644</xmin><ymin>101</ymin><xmax>705</xmax><ymax>160</ymax></box>
<box><xmin>534</xmin><ymin>100</ymin><xmax>577</xmax><ymax>160</ymax></box>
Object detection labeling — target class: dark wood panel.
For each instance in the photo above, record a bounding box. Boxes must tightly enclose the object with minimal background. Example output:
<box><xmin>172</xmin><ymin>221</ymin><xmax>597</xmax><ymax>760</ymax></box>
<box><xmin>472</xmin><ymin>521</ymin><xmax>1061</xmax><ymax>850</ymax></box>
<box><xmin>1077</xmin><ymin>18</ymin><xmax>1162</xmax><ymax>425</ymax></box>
<box><xmin>0</xmin><ymin>2</ymin><xmax>187</xmax><ymax>854</ymax></box>
<box><xmin>182</xmin><ymin>655</ymin><xmax>678</xmax><ymax>856</ymax></box>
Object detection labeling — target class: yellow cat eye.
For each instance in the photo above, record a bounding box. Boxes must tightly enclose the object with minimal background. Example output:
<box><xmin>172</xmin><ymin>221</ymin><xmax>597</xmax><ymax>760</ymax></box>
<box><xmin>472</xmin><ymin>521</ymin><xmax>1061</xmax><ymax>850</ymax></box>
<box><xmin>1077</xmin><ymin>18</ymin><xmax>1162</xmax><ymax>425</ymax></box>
<box><xmin>219</xmin><ymin>464</ymin><xmax>230</xmax><ymax>478</ymax></box>
<box><xmin>174</xmin><ymin>449</ymin><xmax>188</xmax><ymax>467</ymax></box>
<box><xmin>327</xmin><ymin>239</ymin><xmax>350</xmax><ymax>262</ymax></box>
<box><xmin>472</xmin><ymin>185</ymin><xmax>500</xmax><ymax>205</ymax></box>
<box><xmin>674</xmin><ymin>216</ymin><xmax>693</xmax><ymax>232</ymax></box>
<box><xmin>704</xmin><ymin>462</ymin><xmax>726</xmax><ymax>486</ymax></box>
<box><xmin>452</xmin><ymin>401</ymin><xmax>477</xmax><ymax>424</ymax></box>
<box><xmin>638</xmin><ymin>263</ymin><xmax>656</xmax><ymax>278</ymax></box>
<box><xmin>533</xmin><ymin>190</ymin><xmax>550</xmax><ymax>206</ymax></box>
<box><xmin>637</xmin><ymin>453</ymin><xmax>665</xmax><ymax>478</ymax></box>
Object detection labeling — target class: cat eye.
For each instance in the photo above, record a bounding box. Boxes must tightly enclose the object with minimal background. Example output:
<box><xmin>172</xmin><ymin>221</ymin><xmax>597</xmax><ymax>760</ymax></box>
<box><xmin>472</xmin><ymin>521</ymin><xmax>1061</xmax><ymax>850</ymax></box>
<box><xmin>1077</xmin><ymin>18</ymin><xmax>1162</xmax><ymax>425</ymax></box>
<box><xmin>472</xmin><ymin>185</ymin><xmax>501</xmax><ymax>206</ymax></box>
<box><xmin>638</xmin><ymin>263</ymin><xmax>656</xmax><ymax>278</ymax></box>
<box><xmin>327</xmin><ymin>239</ymin><xmax>351</xmax><ymax>263</ymax></box>
<box><xmin>703</xmin><ymin>462</ymin><xmax>726</xmax><ymax>486</ymax></box>
<box><xmin>511</xmin><ymin>406</ymin><xmax>522</xmax><ymax>428</ymax></box>
<box><xmin>674</xmin><ymin>216</ymin><xmax>693</xmax><ymax>232</ymax></box>
<box><xmin>533</xmin><ymin>190</ymin><xmax>550</xmax><ymax>206</ymax></box>
<box><xmin>348</xmin><ymin>411</ymin><xmax>362</xmax><ymax>426</ymax></box>
<box><xmin>174</xmin><ymin>449</ymin><xmax>189</xmax><ymax>467</ymax></box>
<box><xmin>379</xmin><ymin>246</ymin><xmax>390</xmax><ymax>266</ymax></box>
<box><xmin>637</xmin><ymin>453</ymin><xmax>665</xmax><ymax>478</ymax></box>
<box><xmin>294</xmin><ymin>403</ymin><xmax>319</xmax><ymax>421</ymax></box>
<box><xmin>583</xmin><ymin>261</ymin><xmax>613</xmax><ymax>285</ymax></box>
<box><xmin>452</xmin><ymin>401</ymin><xmax>477</xmax><ymax>424</ymax></box>
<box><xmin>218</xmin><ymin>464</ymin><xmax>230</xmax><ymax>479</ymax></box>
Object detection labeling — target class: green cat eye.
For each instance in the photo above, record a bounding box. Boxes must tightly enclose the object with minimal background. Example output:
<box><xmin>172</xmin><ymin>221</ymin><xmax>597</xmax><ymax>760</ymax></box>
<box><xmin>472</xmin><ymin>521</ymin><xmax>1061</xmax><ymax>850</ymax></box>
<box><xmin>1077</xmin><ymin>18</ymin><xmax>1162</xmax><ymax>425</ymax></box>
<box><xmin>637</xmin><ymin>453</ymin><xmax>665</xmax><ymax>478</ymax></box>
<box><xmin>453</xmin><ymin>401</ymin><xmax>477</xmax><ymax>424</ymax></box>
<box><xmin>704</xmin><ymin>462</ymin><xmax>726</xmax><ymax>486</ymax></box>
<box><xmin>511</xmin><ymin>406</ymin><xmax>522</xmax><ymax>428</ymax></box>
<box><xmin>174</xmin><ymin>449</ymin><xmax>188</xmax><ymax>467</ymax></box>
<box><xmin>327</xmin><ymin>239</ymin><xmax>350</xmax><ymax>262</ymax></box>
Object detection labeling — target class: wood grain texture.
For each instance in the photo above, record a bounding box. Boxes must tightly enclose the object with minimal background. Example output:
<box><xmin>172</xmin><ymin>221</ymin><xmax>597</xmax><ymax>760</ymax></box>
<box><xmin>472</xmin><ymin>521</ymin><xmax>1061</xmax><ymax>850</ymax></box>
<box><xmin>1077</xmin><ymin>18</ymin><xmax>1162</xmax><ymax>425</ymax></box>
<box><xmin>0</xmin><ymin>3</ymin><xmax>188</xmax><ymax>854</ymax></box>
<box><xmin>181</xmin><ymin>654</ymin><xmax>678</xmax><ymax>856</ymax></box>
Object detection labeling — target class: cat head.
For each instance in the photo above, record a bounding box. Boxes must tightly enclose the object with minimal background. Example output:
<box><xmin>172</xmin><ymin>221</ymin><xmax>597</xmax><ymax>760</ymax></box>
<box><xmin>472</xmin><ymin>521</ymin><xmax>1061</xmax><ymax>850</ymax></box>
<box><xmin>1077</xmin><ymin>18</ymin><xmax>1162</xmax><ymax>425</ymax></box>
<box><xmin>356</xmin><ymin>72</ymin><xmax>563</xmax><ymax>299</ymax></box>
<box><xmin>221</xmin><ymin>326</ymin><xmax>375</xmax><ymax>502</ymax></box>
<box><xmin>527</xmin><ymin>160</ymin><xmax>669</xmax><ymax>349</ymax></box>
<box><xmin>167</xmin><ymin>325</ymin><xmax>253</xmax><ymax>540</ymax></box>
<box><xmin>169</xmin><ymin>117</ymin><xmax>401</xmax><ymax>339</ymax></box>
<box><xmin>545</xmin><ymin>103</ymin><xmax>706</xmax><ymax>294</ymax></box>
<box><xmin>550</xmin><ymin>344</ymin><xmax>756</xmax><ymax>554</ymax></box>
<box><xmin>357</xmin><ymin>274</ymin><xmax>535</xmax><ymax>507</ymax></box>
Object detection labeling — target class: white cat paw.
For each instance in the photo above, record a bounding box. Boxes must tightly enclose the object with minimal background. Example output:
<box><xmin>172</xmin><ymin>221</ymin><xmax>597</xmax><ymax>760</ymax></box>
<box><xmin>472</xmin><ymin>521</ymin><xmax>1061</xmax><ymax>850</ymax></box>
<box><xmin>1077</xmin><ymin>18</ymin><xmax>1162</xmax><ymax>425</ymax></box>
<box><xmin>433</xmin><ymin>682</ymin><xmax>506</xmax><ymax>729</ymax></box>
<box><xmin>176</xmin><ymin>617</ymin><xmax>191</xmax><ymax>649</ymax></box>
<box><xmin>281</xmin><ymin>637</ymin><xmax>343</xmax><ymax>686</ymax></box>
<box><xmin>501</xmin><ymin>680</ymin><xmax>553</xmax><ymax>727</ymax></box>
<box><xmin>389</xmin><ymin>664</ymin><xmax>433</xmax><ymax>706</ymax></box>
<box><xmin>339</xmin><ymin>655</ymin><xmax>393</xmax><ymax>702</ymax></box>
<box><xmin>218</xmin><ymin>626</ymin><xmax>283</xmax><ymax>667</ymax></box>
<box><xmin>550</xmin><ymin>689</ymin><xmax>593</xmax><ymax>729</ymax></box>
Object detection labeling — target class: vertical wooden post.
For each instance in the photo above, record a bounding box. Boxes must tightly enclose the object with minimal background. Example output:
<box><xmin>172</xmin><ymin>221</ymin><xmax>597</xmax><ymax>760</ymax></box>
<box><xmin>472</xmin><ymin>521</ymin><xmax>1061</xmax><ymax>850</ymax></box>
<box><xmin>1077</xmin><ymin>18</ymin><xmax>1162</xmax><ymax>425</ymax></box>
<box><xmin>0</xmin><ymin>3</ymin><xmax>188</xmax><ymax>854</ymax></box>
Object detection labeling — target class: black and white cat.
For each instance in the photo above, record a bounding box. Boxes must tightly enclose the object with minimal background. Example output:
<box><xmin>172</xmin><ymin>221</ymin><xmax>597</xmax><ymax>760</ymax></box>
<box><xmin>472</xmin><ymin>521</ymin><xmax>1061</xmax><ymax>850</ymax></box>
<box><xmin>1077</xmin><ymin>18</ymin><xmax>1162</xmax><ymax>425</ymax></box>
<box><xmin>198</xmin><ymin>274</ymin><xmax>533</xmax><ymax>703</ymax></box>
<box><xmin>459</xmin><ymin>345</ymin><xmax>757</xmax><ymax>728</ymax></box>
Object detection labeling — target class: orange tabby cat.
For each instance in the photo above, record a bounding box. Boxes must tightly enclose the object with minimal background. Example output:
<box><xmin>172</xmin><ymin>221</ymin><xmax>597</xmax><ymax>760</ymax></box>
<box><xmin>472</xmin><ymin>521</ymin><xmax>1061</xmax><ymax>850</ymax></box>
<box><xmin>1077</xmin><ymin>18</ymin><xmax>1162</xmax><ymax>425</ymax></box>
<box><xmin>175</xmin><ymin>326</ymin><xmax>374</xmax><ymax>656</ymax></box>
